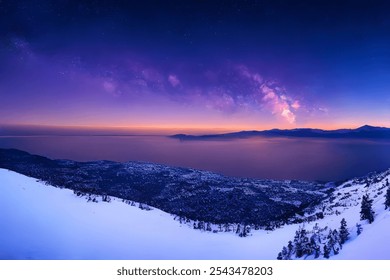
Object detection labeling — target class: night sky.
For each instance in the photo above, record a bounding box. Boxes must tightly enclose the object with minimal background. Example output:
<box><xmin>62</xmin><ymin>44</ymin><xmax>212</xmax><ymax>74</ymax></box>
<box><xmin>1</xmin><ymin>0</ymin><xmax>390</xmax><ymax>132</ymax></box>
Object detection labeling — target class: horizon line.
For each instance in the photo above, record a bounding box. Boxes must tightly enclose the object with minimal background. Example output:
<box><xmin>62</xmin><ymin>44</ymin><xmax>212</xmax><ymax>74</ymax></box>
<box><xmin>1</xmin><ymin>123</ymin><xmax>388</xmax><ymax>137</ymax></box>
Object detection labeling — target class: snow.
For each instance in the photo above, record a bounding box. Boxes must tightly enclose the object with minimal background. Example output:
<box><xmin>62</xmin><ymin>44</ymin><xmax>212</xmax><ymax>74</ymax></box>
<box><xmin>333</xmin><ymin>210</ymin><xmax>390</xmax><ymax>259</ymax></box>
<box><xmin>0</xmin><ymin>169</ymin><xmax>296</xmax><ymax>259</ymax></box>
<box><xmin>1</xmin><ymin>168</ymin><xmax>390</xmax><ymax>260</ymax></box>
<box><xmin>303</xmin><ymin>170</ymin><xmax>390</xmax><ymax>260</ymax></box>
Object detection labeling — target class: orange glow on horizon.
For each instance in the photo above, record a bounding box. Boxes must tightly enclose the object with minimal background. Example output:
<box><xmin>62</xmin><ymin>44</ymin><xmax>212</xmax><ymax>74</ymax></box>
<box><xmin>2</xmin><ymin>121</ymin><xmax>389</xmax><ymax>136</ymax></box>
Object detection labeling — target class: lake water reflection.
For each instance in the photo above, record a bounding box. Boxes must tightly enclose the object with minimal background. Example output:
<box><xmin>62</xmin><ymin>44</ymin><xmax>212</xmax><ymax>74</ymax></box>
<box><xmin>1</xmin><ymin>135</ymin><xmax>390</xmax><ymax>182</ymax></box>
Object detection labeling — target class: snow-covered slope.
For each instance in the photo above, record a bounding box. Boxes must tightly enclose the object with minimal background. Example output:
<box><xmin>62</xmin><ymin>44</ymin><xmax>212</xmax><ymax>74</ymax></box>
<box><xmin>280</xmin><ymin>168</ymin><xmax>390</xmax><ymax>260</ymax></box>
<box><xmin>1</xmin><ymin>168</ymin><xmax>390</xmax><ymax>260</ymax></box>
<box><xmin>0</xmin><ymin>168</ymin><xmax>298</xmax><ymax>260</ymax></box>
<box><xmin>320</xmin><ymin>171</ymin><xmax>390</xmax><ymax>259</ymax></box>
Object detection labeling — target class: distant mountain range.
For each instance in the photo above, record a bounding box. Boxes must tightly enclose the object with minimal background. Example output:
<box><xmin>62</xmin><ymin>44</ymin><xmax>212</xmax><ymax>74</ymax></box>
<box><xmin>171</xmin><ymin>125</ymin><xmax>390</xmax><ymax>140</ymax></box>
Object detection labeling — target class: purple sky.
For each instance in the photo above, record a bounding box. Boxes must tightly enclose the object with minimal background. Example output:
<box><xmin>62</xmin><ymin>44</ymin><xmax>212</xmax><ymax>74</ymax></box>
<box><xmin>1</xmin><ymin>1</ymin><xmax>390</xmax><ymax>133</ymax></box>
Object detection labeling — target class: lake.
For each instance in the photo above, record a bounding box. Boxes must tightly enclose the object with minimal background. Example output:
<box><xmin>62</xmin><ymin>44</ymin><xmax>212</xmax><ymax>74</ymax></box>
<box><xmin>1</xmin><ymin>135</ymin><xmax>390</xmax><ymax>182</ymax></box>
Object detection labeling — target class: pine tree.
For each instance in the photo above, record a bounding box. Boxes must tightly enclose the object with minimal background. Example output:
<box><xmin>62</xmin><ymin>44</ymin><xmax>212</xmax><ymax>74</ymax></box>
<box><xmin>286</xmin><ymin>241</ymin><xmax>294</xmax><ymax>260</ymax></box>
<box><xmin>245</xmin><ymin>225</ymin><xmax>251</xmax><ymax>236</ymax></box>
<box><xmin>332</xmin><ymin>229</ymin><xmax>341</xmax><ymax>254</ymax></box>
<box><xmin>314</xmin><ymin>243</ymin><xmax>321</xmax><ymax>259</ymax></box>
<box><xmin>277</xmin><ymin>241</ymin><xmax>294</xmax><ymax>260</ymax></box>
<box><xmin>102</xmin><ymin>194</ymin><xmax>111</xmax><ymax>202</ymax></box>
<box><xmin>294</xmin><ymin>226</ymin><xmax>311</xmax><ymax>258</ymax></box>
<box><xmin>312</xmin><ymin>223</ymin><xmax>320</xmax><ymax>234</ymax></box>
<box><xmin>310</xmin><ymin>233</ymin><xmax>321</xmax><ymax>259</ymax></box>
<box><xmin>339</xmin><ymin>218</ymin><xmax>349</xmax><ymax>246</ymax></box>
<box><xmin>301</xmin><ymin>233</ymin><xmax>312</xmax><ymax>257</ymax></box>
<box><xmin>323</xmin><ymin>244</ymin><xmax>330</xmax><ymax>259</ymax></box>
<box><xmin>277</xmin><ymin>246</ymin><xmax>288</xmax><ymax>260</ymax></box>
<box><xmin>360</xmin><ymin>194</ymin><xmax>375</xmax><ymax>223</ymax></box>
<box><xmin>293</xmin><ymin>229</ymin><xmax>303</xmax><ymax>258</ymax></box>
<box><xmin>326</xmin><ymin>229</ymin><xmax>341</xmax><ymax>255</ymax></box>
<box><xmin>356</xmin><ymin>223</ymin><xmax>363</xmax><ymax>235</ymax></box>
<box><xmin>384</xmin><ymin>186</ymin><xmax>390</xmax><ymax>210</ymax></box>
<box><xmin>239</xmin><ymin>224</ymin><xmax>251</xmax><ymax>237</ymax></box>
<box><xmin>235</xmin><ymin>224</ymin><xmax>241</xmax><ymax>235</ymax></box>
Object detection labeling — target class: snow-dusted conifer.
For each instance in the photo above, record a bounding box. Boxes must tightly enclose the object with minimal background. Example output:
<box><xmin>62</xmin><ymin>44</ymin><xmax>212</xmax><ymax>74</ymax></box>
<box><xmin>310</xmin><ymin>232</ymin><xmax>321</xmax><ymax>259</ymax></box>
<box><xmin>314</xmin><ymin>243</ymin><xmax>321</xmax><ymax>259</ymax></box>
<box><xmin>384</xmin><ymin>186</ymin><xmax>390</xmax><ymax>210</ymax></box>
<box><xmin>286</xmin><ymin>241</ymin><xmax>294</xmax><ymax>260</ymax></box>
<box><xmin>339</xmin><ymin>218</ymin><xmax>349</xmax><ymax>245</ymax></box>
<box><xmin>294</xmin><ymin>226</ymin><xmax>311</xmax><ymax>258</ymax></box>
<box><xmin>235</xmin><ymin>224</ymin><xmax>241</xmax><ymax>235</ymax></box>
<box><xmin>293</xmin><ymin>229</ymin><xmax>303</xmax><ymax>258</ymax></box>
<box><xmin>326</xmin><ymin>229</ymin><xmax>341</xmax><ymax>255</ymax></box>
<box><xmin>356</xmin><ymin>223</ymin><xmax>363</xmax><ymax>235</ymax></box>
<box><xmin>277</xmin><ymin>246</ymin><xmax>289</xmax><ymax>260</ymax></box>
<box><xmin>360</xmin><ymin>194</ymin><xmax>375</xmax><ymax>223</ymax></box>
<box><xmin>323</xmin><ymin>244</ymin><xmax>330</xmax><ymax>259</ymax></box>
